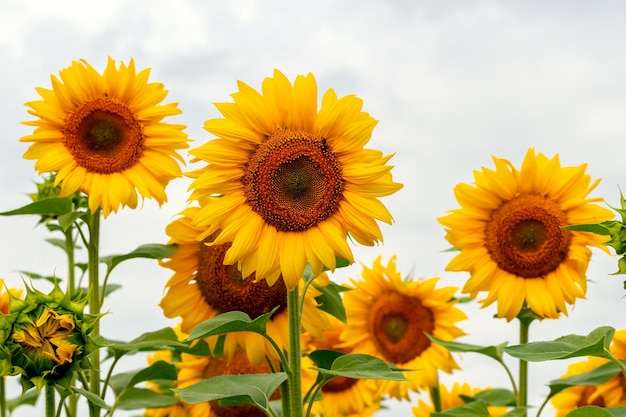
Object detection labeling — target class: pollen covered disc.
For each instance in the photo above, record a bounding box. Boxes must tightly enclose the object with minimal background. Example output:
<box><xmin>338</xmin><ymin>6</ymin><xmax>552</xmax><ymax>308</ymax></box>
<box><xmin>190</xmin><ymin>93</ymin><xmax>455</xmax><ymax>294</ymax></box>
<box><xmin>64</xmin><ymin>97</ymin><xmax>145</xmax><ymax>174</ymax></box>
<box><xmin>485</xmin><ymin>194</ymin><xmax>571</xmax><ymax>278</ymax></box>
<box><xmin>196</xmin><ymin>238</ymin><xmax>287</xmax><ymax>318</ymax></box>
<box><xmin>243</xmin><ymin>129</ymin><xmax>344</xmax><ymax>232</ymax></box>
<box><xmin>368</xmin><ymin>290</ymin><xmax>434</xmax><ymax>364</ymax></box>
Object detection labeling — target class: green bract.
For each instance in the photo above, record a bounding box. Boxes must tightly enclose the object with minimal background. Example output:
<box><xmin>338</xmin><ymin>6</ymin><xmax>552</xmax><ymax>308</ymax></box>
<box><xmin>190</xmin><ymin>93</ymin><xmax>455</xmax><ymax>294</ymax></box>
<box><xmin>0</xmin><ymin>280</ymin><xmax>99</xmax><ymax>392</ymax></box>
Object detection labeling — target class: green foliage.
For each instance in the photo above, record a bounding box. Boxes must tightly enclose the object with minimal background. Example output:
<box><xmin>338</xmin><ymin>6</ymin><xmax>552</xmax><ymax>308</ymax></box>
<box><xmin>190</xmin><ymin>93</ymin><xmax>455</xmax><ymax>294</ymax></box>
<box><xmin>548</xmin><ymin>360</ymin><xmax>623</xmax><ymax>398</ymax></box>
<box><xmin>174</xmin><ymin>373</ymin><xmax>287</xmax><ymax>411</ymax></box>
<box><xmin>565</xmin><ymin>192</ymin><xmax>626</xmax><ymax>277</ymax></box>
<box><xmin>566</xmin><ymin>406</ymin><xmax>626</xmax><ymax>417</ymax></box>
<box><xmin>0</xmin><ymin>197</ymin><xmax>73</xmax><ymax>217</ymax></box>
<box><xmin>309</xmin><ymin>351</ymin><xmax>406</xmax><ymax>381</ymax></box>
<box><xmin>100</xmin><ymin>243</ymin><xmax>178</xmax><ymax>274</ymax></box>
<box><xmin>313</xmin><ymin>281</ymin><xmax>350</xmax><ymax>323</ymax></box>
<box><xmin>428</xmin><ymin>334</ymin><xmax>508</xmax><ymax>362</ymax></box>
<box><xmin>187</xmin><ymin>309</ymin><xmax>278</xmax><ymax>341</ymax></box>
<box><xmin>431</xmin><ymin>400</ymin><xmax>492</xmax><ymax>416</ymax></box>
<box><xmin>504</xmin><ymin>326</ymin><xmax>615</xmax><ymax>362</ymax></box>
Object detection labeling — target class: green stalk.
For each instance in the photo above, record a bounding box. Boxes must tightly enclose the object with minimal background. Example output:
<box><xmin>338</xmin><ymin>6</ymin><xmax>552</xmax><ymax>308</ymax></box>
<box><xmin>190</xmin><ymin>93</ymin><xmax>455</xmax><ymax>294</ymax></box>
<box><xmin>286</xmin><ymin>285</ymin><xmax>303</xmax><ymax>417</ymax></box>
<box><xmin>45</xmin><ymin>385</ymin><xmax>55</xmax><ymax>417</ymax></box>
<box><xmin>87</xmin><ymin>209</ymin><xmax>101</xmax><ymax>417</ymax></box>
<box><xmin>518</xmin><ymin>318</ymin><xmax>530</xmax><ymax>417</ymax></box>
<box><xmin>430</xmin><ymin>385</ymin><xmax>442</xmax><ymax>412</ymax></box>
<box><xmin>65</xmin><ymin>227</ymin><xmax>78</xmax><ymax>417</ymax></box>
<box><xmin>0</xmin><ymin>376</ymin><xmax>6</xmax><ymax>417</ymax></box>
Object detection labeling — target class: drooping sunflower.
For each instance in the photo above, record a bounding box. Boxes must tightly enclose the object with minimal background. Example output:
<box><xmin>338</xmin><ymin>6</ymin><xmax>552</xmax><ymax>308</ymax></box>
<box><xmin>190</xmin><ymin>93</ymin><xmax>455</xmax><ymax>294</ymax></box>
<box><xmin>551</xmin><ymin>330</ymin><xmax>626</xmax><ymax>416</ymax></box>
<box><xmin>187</xmin><ymin>69</ymin><xmax>402</xmax><ymax>289</ymax></box>
<box><xmin>304</xmin><ymin>316</ymin><xmax>382</xmax><ymax>417</ymax></box>
<box><xmin>412</xmin><ymin>383</ymin><xmax>508</xmax><ymax>417</ymax></box>
<box><xmin>340</xmin><ymin>256</ymin><xmax>467</xmax><ymax>400</ymax></box>
<box><xmin>21</xmin><ymin>57</ymin><xmax>190</xmax><ymax>217</ymax></box>
<box><xmin>438</xmin><ymin>148</ymin><xmax>613</xmax><ymax>321</ymax></box>
<box><xmin>159</xmin><ymin>206</ymin><xmax>331</xmax><ymax>365</ymax></box>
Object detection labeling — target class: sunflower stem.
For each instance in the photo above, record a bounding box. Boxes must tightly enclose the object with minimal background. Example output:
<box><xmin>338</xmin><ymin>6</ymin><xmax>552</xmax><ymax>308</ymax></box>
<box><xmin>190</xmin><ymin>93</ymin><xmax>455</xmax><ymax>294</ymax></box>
<box><xmin>287</xmin><ymin>284</ymin><xmax>304</xmax><ymax>417</ymax></box>
<box><xmin>87</xmin><ymin>209</ymin><xmax>101</xmax><ymax>417</ymax></box>
<box><xmin>430</xmin><ymin>384</ymin><xmax>442</xmax><ymax>412</ymax></box>
<box><xmin>0</xmin><ymin>376</ymin><xmax>6</xmax><ymax>417</ymax></box>
<box><xmin>518</xmin><ymin>317</ymin><xmax>531</xmax><ymax>417</ymax></box>
<box><xmin>45</xmin><ymin>384</ymin><xmax>55</xmax><ymax>417</ymax></box>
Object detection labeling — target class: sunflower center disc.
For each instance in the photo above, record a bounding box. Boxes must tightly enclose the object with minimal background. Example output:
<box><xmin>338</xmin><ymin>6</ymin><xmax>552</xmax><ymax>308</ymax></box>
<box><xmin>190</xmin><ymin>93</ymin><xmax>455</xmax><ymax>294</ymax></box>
<box><xmin>196</xmin><ymin>239</ymin><xmax>287</xmax><ymax>318</ymax></box>
<box><xmin>485</xmin><ymin>194</ymin><xmax>571</xmax><ymax>278</ymax></box>
<box><xmin>368</xmin><ymin>291</ymin><xmax>434</xmax><ymax>364</ymax></box>
<box><xmin>243</xmin><ymin>129</ymin><xmax>344</xmax><ymax>232</ymax></box>
<box><xmin>64</xmin><ymin>97</ymin><xmax>145</xmax><ymax>174</ymax></box>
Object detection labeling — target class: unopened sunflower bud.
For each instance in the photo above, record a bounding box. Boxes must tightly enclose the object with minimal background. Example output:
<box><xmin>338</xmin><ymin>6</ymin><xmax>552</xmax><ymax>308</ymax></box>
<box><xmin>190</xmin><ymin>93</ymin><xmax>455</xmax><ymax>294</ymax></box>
<box><xmin>0</xmin><ymin>281</ymin><xmax>98</xmax><ymax>391</ymax></box>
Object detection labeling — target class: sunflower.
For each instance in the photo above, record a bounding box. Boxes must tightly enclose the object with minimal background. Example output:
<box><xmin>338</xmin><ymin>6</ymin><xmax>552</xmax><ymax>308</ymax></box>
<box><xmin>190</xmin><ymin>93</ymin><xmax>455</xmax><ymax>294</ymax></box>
<box><xmin>186</xmin><ymin>69</ymin><xmax>402</xmax><ymax>289</ymax></box>
<box><xmin>551</xmin><ymin>330</ymin><xmax>626</xmax><ymax>416</ymax></box>
<box><xmin>159</xmin><ymin>206</ymin><xmax>331</xmax><ymax>365</ymax></box>
<box><xmin>412</xmin><ymin>383</ymin><xmax>508</xmax><ymax>417</ymax></box>
<box><xmin>340</xmin><ymin>256</ymin><xmax>466</xmax><ymax>400</ymax></box>
<box><xmin>438</xmin><ymin>148</ymin><xmax>613</xmax><ymax>321</ymax></box>
<box><xmin>305</xmin><ymin>316</ymin><xmax>382</xmax><ymax>417</ymax></box>
<box><xmin>21</xmin><ymin>57</ymin><xmax>189</xmax><ymax>217</ymax></box>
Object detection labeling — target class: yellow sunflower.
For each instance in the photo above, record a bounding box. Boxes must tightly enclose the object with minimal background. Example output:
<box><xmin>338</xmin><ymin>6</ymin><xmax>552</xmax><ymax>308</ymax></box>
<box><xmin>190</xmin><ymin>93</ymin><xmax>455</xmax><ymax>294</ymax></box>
<box><xmin>412</xmin><ymin>383</ymin><xmax>508</xmax><ymax>417</ymax></box>
<box><xmin>159</xmin><ymin>206</ymin><xmax>331</xmax><ymax>365</ymax></box>
<box><xmin>305</xmin><ymin>316</ymin><xmax>382</xmax><ymax>417</ymax></box>
<box><xmin>340</xmin><ymin>255</ymin><xmax>467</xmax><ymax>400</ymax></box>
<box><xmin>438</xmin><ymin>148</ymin><xmax>613</xmax><ymax>321</ymax></box>
<box><xmin>551</xmin><ymin>330</ymin><xmax>626</xmax><ymax>416</ymax></box>
<box><xmin>21</xmin><ymin>57</ymin><xmax>189</xmax><ymax>217</ymax></box>
<box><xmin>187</xmin><ymin>69</ymin><xmax>402</xmax><ymax>289</ymax></box>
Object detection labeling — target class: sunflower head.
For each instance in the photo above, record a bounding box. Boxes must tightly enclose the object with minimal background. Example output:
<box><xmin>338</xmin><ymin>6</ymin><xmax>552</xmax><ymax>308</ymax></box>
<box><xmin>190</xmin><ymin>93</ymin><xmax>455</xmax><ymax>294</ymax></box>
<box><xmin>0</xmin><ymin>281</ymin><xmax>98</xmax><ymax>391</ymax></box>
<box><xmin>439</xmin><ymin>148</ymin><xmax>614</xmax><ymax>321</ymax></box>
<box><xmin>187</xmin><ymin>69</ymin><xmax>402</xmax><ymax>289</ymax></box>
<box><xmin>341</xmin><ymin>255</ymin><xmax>466</xmax><ymax>399</ymax></box>
<box><xmin>21</xmin><ymin>57</ymin><xmax>190</xmax><ymax>217</ymax></box>
<box><xmin>160</xmin><ymin>206</ymin><xmax>332</xmax><ymax>365</ymax></box>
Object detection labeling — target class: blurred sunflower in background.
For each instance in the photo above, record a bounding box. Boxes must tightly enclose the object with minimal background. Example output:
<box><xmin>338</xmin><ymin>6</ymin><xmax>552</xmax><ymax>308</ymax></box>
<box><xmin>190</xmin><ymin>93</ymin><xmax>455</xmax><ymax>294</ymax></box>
<box><xmin>159</xmin><ymin>205</ymin><xmax>331</xmax><ymax>365</ymax></box>
<box><xmin>439</xmin><ymin>148</ymin><xmax>613</xmax><ymax>321</ymax></box>
<box><xmin>341</xmin><ymin>256</ymin><xmax>466</xmax><ymax>399</ymax></box>
<box><xmin>186</xmin><ymin>69</ymin><xmax>402</xmax><ymax>289</ymax></box>
<box><xmin>551</xmin><ymin>330</ymin><xmax>626</xmax><ymax>416</ymax></box>
<box><xmin>412</xmin><ymin>382</ymin><xmax>508</xmax><ymax>417</ymax></box>
<box><xmin>21</xmin><ymin>57</ymin><xmax>189</xmax><ymax>217</ymax></box>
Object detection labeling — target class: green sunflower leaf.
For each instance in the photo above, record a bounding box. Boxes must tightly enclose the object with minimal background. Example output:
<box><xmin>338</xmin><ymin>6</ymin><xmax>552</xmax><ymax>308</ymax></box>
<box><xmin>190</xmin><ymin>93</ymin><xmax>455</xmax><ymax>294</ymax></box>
<box><xmin>431</xmin><ymin>400</ymin><xmax>491</xmax><ymax>416</ymax></box>
<box><xmin>547</xmin><ymin>360</ymin><xmax>623</xmax><ymax>398</ymax></box>
<box><xmin>466</xmin><ymin>388</ymin><xmax>516</xmax><ymax>407</ymax></box>
<box><xmin>0</xmin><ymin>197</ymin><xmax>73</xmax><ymax>216</ymax></box>
<box><xmin>187</xmin><ymin>308</ymin><xmax>279</xmax><ymax>341</ymax></box>
<box><xmin>107</xmin><ymin>327</ymin><xmax>188</xmax><ymax>356</ymax></box>
<box><xmin>116</xmin><ymin>388</ymin><xmax>180</xmax><ymax>410</ymax></box>
<box><xmin>312</xmin><ymin>353</ymin><xmax>406</xmax><ymax>381</ymax></box>
<box><xmin>100</xmin><ymin>243</ymin><xmax>178</xmax><ymax>272</ymax></box>
<box><xmin>504</xmin><ymin>326</ymin><xmax>615</xmax><ymax>362</ymax></box>
<box><xmin>109</xmin><ymin>360</ymin><xmax>178</xmax><ymax>396</ymax></box>
<box><xmin>314</xmin><ymin>282</ymin><xmax>350</xmax><ymax>322</ymax></box>
<box><xmin>173</xmin><ymin>373</ymin><xmax>287</xmax><ymax>410</ymax></box>
<box><xmin>428</xmin><ymin>334</ymin><xmax>508</xmax><ymax>361</ymax></box>
<box><xmin>565</xmin><ymin>406</ymin><xmax>626</xmax><ymax>417</ymax></box>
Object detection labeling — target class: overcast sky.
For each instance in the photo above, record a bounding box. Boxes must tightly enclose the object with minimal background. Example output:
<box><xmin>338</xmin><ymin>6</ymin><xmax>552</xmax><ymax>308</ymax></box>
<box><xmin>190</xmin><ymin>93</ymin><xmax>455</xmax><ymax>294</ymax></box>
<box><xmin>3</xmin><ymin>1</ymin><xmax>626</xmax><ymax>416</ymax></box>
